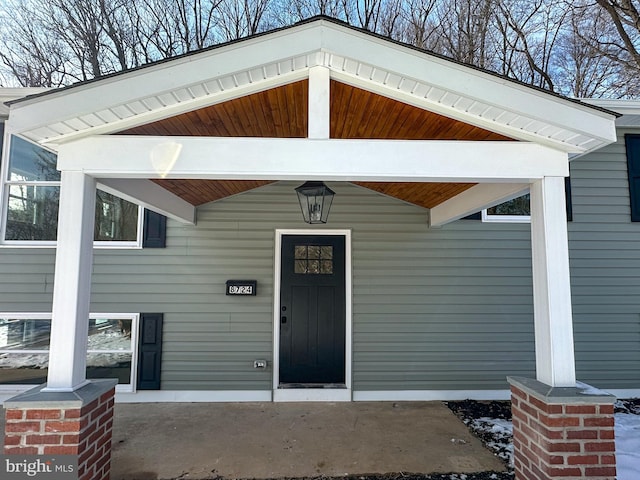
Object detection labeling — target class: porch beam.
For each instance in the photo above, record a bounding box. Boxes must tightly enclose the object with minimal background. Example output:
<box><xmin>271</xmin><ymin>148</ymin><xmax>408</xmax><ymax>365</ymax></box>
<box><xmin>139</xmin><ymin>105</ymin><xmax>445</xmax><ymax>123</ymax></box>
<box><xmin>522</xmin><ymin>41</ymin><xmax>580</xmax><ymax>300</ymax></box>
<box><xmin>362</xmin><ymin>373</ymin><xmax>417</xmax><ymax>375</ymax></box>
<box><xmin>429</xmin><ymin>183</ymin><xmax>530</xmax><ymax>227</ymax></box>
<box><xmin>58</xmin><ymin>137</ymin><xmax>568</xmax><ymax>182</ymax></box>
<box><xmin>45</xmin><ymin>171</ymin><xmax>96</xmax><ymax>392</ymax></box>
<box><xmin>530</xmin><ymin>176</ymin><xmax>576</xmax><ymax>387</ymax></box>
<box><xmin>308</xmin><ymin>66</ymin><xmax>330</xmax><ymax>139</ymax></box>
<box><xmin>98</xmin><ymin>178</ymin><xmax>196</xmax><ymax>224</ymax></box>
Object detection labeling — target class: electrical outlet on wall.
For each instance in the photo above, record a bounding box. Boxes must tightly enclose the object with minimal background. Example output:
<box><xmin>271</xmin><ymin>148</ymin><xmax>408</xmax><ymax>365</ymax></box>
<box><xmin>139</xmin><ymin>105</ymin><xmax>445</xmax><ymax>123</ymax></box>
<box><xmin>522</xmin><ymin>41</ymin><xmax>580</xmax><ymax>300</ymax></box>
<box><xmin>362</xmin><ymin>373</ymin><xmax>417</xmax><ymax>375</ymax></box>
<box><xmin>253</xmin><ymin>359</ymin><xmax>268</xmax><ymax>369</ymax></box>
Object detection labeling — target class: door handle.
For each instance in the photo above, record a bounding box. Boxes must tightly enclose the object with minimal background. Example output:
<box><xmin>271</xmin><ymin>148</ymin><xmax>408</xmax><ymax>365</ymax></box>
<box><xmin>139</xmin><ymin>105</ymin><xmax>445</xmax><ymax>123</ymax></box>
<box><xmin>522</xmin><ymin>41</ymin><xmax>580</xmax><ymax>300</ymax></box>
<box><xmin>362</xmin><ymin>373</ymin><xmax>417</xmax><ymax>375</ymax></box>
<box><xmin>281</xmin><ymin>316</ymin><xmax>287</xmax><ymax>324</ymax></box>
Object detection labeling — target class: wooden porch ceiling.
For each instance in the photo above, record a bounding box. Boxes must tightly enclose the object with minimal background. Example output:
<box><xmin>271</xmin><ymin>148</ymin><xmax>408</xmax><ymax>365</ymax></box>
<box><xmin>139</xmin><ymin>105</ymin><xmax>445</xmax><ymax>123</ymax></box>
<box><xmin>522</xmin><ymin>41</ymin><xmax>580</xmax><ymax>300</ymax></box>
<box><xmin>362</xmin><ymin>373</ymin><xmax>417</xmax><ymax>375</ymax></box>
<box><xmin>121</xmin><ymin>80</ymin><xmax>512</xmax><ymax>207</ymax></box>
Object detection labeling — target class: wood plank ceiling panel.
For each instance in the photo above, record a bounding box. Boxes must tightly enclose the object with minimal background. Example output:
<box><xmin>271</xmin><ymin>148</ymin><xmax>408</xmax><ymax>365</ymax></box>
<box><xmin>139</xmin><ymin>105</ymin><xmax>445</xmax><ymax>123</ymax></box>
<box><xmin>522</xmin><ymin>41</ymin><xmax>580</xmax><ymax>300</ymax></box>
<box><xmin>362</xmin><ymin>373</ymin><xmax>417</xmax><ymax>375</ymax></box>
<box><xmin>353</xmin><ymin>182</ymin><xmax>476</xmax><ymax>209</ymax></box>
<box><xmin>330</xmin><ymin>80</ymin><xmax>512</xmax><ymax>141</ymax></box>
<box><xmin>149</xmin><ymin>179</ymin><xmax>275</xmax><ymax>206</ymax></box>
<box><xmin>122</xmin><ymin>80</ymin><xmax>308</xmax><ymax>137</ymax></box>
<box><xmin>119</xmin><ymin>80</ymin><xmax>513</xmax><ymax>208</ymax></box>
<box><xmin>121</xmin><ymin>82</ymin><xmax>307</xmax><ymax>205</ymax></box>
<box><xmin>332</xmin><ymin>81</ymin><xmax>511</xmax><ymax>208</ymax></box>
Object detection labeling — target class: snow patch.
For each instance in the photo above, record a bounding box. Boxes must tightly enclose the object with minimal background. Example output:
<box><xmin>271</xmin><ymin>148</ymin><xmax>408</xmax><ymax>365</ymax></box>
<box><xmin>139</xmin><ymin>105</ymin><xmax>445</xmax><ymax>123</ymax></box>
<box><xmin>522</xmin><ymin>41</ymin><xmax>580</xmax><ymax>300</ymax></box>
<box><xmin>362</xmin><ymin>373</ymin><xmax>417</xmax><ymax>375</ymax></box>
<box><xmin>469</xmin><ymin>418</ymin><xmax>514</xmax><ymax>467</ymax></box>
<box><xmin>616</xmin><ymin>413</ymin><xmax>640</xmax><ymax>480</ymax></box>
<box><xmin>575</xmin><ymin>381</ymin><xmax>612</xmax><ymax>396</ymax></box>
<box><xmin>452</xmin><ymin>398</ymin><xmax>640</xmax><ymax>480</ymax></box>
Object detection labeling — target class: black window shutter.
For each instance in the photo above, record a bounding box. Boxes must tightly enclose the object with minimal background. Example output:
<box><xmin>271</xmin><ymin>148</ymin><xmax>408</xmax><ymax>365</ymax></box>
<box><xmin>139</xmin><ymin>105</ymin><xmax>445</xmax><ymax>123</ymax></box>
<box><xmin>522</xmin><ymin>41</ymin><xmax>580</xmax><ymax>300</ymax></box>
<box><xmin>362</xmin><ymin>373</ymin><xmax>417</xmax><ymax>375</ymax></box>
<box><xmin>142</xmin><ymin>210</ymin><xmax>167</xmax><ymax>248</ymax></box>
<box><xmin>565</xmin><ymin>176</ymin><xmax>573</xmax><ymax>222</ymax></box>
<box><xmin>137</xmin><ymin>313</ymin><xmax>163</xmax><ymax>390</ymax></box>
<box><xmin>626</xmin><ymin>135</ymin><xmax>640</xmax><ymax>222</ymax></box>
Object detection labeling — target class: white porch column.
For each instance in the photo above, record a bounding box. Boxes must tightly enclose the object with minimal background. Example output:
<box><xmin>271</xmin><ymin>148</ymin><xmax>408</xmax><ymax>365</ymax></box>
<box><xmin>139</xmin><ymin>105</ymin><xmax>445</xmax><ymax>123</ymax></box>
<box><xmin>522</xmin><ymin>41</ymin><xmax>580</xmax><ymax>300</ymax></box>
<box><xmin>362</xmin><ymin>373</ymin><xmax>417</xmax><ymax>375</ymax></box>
<box><xmin>45</xmin><ymin>171</ymin><xmax>97</xmax><ymax>391</ymax></box>
<box><xmin>530</xmin><ymin>176</ymin><xmax>576</xmax><ymax>387</ymax></box>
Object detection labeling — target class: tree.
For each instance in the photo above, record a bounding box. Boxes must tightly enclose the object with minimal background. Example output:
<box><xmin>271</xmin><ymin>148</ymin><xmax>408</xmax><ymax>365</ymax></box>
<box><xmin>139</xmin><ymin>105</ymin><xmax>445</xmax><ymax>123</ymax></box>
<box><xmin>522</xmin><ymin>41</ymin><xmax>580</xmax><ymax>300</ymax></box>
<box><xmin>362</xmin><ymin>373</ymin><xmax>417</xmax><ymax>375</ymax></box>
<box><xmin>432</xmin><ymin>0</ymin><xmax>497</xmax><ymax>69</ymax></box>
<box><xmin>396</xmin><ymin>0</ymin><xmax>438</xmax><ymax>49</ymax></box>
<box><xmin>216</xmin><ymin>0</ymin><xmax>273</xmax><ymax>40</ymax></box>
<box><xmin>495</xmin><ymin>0</ymin><xmax>570</xmax><ymax>92</ymax></box>
<box><xmin>595</xmin><ymin>0</ymin><xmax>640</xmax><ymax>69</ymax></box>
<box><xmin>554</xmin><ymin>3</ymin><xmax>626</xmax><ymax>97</ymax></box>
<box><xmin>0</xmin><ymin>0</ymin><xmax>638</xmax><ymax>97</ymax></box>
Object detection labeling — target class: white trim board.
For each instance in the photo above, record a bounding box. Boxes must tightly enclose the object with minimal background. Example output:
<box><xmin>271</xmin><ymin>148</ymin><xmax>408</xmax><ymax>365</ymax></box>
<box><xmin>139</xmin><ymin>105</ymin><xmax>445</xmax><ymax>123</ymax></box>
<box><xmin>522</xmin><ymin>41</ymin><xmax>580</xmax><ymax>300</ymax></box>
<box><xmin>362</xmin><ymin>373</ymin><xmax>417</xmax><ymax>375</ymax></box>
<box><xmin>273</xmin><ymin>388</ymin><xmax>351</xmax><ymax>402</ymax></box>
<box><xmin>354</xmin><ymin>390</ymin><xmax>512</xmax><ymax>401</ymax></box>
<box><xmin>115</xmin><ymin>390</ymin><xmax>273</xmax><ymax>403</ymax></box>
<box><xmin>115</xmin><ymin>388</ymin><xmax>640</xmax><ymax>403</ymax></box>
<box><xmin>272</xmin><ymin>229</ymin><xmax>353</xmax><ymax>402</ymax></box>
<box><xmin>4</xmin><ymin>388</ymin><xmax>638</xmax><ymax>405</ymax></box>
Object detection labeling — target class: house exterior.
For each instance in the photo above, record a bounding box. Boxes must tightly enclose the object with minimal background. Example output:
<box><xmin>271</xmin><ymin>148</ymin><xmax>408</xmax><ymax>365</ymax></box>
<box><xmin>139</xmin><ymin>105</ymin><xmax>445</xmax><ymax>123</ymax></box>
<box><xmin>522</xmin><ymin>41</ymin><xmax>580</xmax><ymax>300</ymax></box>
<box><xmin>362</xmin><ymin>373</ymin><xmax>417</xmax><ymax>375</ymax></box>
<box><xmin>2</xmin><ymin>17</ymin><xmax>639</xmax><ymax>404</ymax></box>
<box><xmin>3</xmin><ymin>16</ymin><xmax>637</xmax><ymax>479</ymax></box>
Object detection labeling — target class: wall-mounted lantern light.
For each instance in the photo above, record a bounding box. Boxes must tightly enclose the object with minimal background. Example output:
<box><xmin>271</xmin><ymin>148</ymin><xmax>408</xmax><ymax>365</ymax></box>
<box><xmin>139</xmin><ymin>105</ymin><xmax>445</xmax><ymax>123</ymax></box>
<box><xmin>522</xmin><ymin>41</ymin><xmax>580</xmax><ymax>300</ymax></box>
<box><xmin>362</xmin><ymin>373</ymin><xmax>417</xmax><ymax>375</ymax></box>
<box><xmin>295</xmin><ymin>181</ymin><xmax>335</xmax><ymax>224</ymax></box>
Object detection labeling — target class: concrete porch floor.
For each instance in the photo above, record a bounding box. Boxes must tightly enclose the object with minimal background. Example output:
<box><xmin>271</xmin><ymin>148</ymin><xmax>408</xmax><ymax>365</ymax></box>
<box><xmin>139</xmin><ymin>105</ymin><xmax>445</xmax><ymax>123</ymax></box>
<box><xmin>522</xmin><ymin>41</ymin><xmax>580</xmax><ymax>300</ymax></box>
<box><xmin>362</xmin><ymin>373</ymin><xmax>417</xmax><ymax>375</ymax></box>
<box><xmin>104</xmin><ymin>401</ymin><xmax>506</xmax><ymax>480</ymax></box>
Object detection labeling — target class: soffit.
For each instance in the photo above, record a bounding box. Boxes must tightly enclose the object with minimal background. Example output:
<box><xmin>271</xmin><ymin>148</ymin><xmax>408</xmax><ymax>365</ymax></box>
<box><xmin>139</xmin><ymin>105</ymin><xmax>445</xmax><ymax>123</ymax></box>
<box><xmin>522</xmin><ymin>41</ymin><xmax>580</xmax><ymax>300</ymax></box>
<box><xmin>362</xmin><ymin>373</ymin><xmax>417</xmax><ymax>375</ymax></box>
<box><xmin>352</xmin><ymin>182</ymin><xmax>476</xmax><ymax>209</ymax></box>
<box><xmin>123</xmin><ymin>81</ymin><xmax>308</xmax><ymax>137</ymax></box>
<box><xmin>121</xmin><ymin>80</ymin><xmax>512</xmax><ymax>141</ymax></box>
<box><xmin>126</xmin><ymin>81</ymin><xmax>497</xmax><ymax>206</ymax></box>
<box><xmin>151</xmin><ymin>179</ymin><xmax>276</xmax><ymax>206</ymax></box>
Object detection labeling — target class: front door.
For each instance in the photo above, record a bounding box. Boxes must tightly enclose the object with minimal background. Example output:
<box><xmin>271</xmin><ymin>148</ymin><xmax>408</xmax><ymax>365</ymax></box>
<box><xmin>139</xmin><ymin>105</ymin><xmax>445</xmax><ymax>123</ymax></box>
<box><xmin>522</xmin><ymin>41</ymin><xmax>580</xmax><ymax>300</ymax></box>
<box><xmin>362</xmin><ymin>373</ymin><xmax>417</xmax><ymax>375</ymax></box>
<box><xmin>279</xmin><ymin>234</ymin><xmax>346</xmax><ymax>385</ymax></box>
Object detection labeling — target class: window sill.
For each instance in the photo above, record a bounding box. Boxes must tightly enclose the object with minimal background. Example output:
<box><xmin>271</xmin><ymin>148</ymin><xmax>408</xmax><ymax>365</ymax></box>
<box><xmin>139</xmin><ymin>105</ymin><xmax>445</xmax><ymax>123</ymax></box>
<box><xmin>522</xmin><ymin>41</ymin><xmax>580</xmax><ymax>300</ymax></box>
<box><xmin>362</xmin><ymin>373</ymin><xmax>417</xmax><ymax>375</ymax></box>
<box><xmin>0</xmin><ymin>242</ymin><xmax>143</xmax><ymax>249</ymax></box>
<box><xmin>481</xmin><ymin>210</ymin><xmax>531</xmax><ymax>223</ymax></box>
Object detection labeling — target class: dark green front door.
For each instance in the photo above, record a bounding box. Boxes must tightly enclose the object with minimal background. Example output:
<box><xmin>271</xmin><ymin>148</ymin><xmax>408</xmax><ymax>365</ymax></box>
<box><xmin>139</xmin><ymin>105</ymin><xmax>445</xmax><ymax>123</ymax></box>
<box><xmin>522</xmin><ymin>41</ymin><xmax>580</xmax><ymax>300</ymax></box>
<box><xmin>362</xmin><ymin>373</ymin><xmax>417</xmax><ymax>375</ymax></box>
<box><xmin>279</xmin><ymin>235</ymin><xmax>346</xmax><ymax>385</ymax></box>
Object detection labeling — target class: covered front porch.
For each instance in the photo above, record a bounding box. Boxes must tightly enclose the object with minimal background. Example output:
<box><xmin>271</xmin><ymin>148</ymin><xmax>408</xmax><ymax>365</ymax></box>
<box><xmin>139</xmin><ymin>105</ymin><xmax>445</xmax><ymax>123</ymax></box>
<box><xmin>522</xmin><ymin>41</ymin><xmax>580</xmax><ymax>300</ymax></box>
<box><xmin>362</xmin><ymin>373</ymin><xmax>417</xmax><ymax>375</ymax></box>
<box><xmin>3</xmin><ymin>17</ymin><xmax>620</xmax><ymax>480</ymax></box>
<box><xmin>3</xmin><ymin>400</ymin><xmax>508</xmax><ymax>479</ymax></box>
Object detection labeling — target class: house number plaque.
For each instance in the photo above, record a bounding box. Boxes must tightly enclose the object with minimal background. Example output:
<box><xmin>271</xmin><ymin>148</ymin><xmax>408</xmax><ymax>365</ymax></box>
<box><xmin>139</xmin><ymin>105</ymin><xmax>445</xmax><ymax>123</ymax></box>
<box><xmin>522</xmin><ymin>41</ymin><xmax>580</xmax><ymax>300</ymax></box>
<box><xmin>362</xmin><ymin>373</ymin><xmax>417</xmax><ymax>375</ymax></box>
<box><xmin>226</xmin><ymin>280</ymin><xmax>257</xmax><ymax>296</ymax></box>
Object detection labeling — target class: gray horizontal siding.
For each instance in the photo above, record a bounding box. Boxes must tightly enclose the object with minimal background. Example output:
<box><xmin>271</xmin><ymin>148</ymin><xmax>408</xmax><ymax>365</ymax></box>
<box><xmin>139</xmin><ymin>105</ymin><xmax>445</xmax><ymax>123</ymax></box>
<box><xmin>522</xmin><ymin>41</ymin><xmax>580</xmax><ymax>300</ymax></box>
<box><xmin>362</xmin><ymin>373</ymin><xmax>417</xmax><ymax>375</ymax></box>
<box><xmin>1</xmin><ymin>127</ymin><xmax>639</xmax><ymax>392</ymax></box>
<box><xmin>351</xmin><ymin>211</ymin><xmax>535</xmax><ymax>390</ymax></box>
<box><xmin>0</xmin><ymin>249</ymin><xmax>55</xmax><ymax>310</ymax></box>
<box><xmin>568</xmin><ymin>128</ymin><xmax>640</xmax><ymax>389</ymax></box>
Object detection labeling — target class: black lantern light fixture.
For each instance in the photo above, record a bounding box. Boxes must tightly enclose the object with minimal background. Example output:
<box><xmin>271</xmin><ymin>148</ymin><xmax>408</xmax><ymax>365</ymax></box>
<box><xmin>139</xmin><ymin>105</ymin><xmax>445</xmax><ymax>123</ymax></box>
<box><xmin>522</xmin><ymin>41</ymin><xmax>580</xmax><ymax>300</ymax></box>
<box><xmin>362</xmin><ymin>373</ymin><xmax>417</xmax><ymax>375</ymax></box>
<box><xmin>295</xmin><ymin>181</ymin><xmax>336</xmax><ymax>224</ymax></box>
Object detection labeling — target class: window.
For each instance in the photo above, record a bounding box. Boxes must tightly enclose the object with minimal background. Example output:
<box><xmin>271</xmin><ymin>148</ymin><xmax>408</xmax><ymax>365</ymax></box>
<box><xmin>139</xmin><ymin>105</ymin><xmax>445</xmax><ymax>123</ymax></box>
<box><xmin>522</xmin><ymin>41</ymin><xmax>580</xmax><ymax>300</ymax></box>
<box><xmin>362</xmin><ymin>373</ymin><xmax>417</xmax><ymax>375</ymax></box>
<box><xmin>294</xmin><ymin>245</ymin><xmax>334</xmax><ymax>274</ymax></box>
<box><xmin>480</xmin><ymin>178</ymin><xmax>572</xmax><ymax>223</ymax></box>
<box><xmin>482</xmin><ymin>194</ymin><xmax>531</xmax><ymax>223</ymax></box>
<box><xmin>1</xmin><ymin>134</ymin><xmax>142</xmax><ymax>246</ymax></box>
<box><xmin>4</xmin><ymin>135</ymin><xmax>60</xmax><ymax>241</ymax></box>
<box><xmin>0</xmin><ymin>313</ymin><xmax>138</xmax><ymax>392</ymax></box>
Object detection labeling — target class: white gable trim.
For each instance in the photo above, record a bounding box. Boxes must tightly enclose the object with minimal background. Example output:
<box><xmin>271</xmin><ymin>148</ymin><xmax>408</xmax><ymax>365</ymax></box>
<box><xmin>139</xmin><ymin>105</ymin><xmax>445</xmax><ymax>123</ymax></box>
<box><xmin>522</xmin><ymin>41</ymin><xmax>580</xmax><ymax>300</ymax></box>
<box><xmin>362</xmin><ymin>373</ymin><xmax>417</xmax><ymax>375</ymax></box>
<box><xmin>6</xmin><ymin>19</ymin><xmax>616</xmax><ymax>154</ymax></box>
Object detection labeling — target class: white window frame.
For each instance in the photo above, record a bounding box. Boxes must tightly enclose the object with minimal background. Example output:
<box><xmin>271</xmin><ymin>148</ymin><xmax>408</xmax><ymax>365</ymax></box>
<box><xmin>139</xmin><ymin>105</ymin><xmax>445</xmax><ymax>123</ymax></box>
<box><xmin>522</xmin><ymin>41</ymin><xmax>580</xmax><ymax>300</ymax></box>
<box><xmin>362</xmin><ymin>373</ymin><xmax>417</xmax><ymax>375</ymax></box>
<box><xmin>481</xmin><ymin>209</ymin><xmax>531</xmax><ymax>223</ymax></box>
<box><xmin>0</xmin><ymin>130</ymin><xmax>143</xmax><ymax>249</ymax></box>
<box><xmin>0</xmin><ymin>312</ymin><xmax>139</xmax><ymax>393</ymax></box>
<box><xmin>482</xmin><ymin>192</ymin><xmax>531</xmax><ymax>223</ymax></box>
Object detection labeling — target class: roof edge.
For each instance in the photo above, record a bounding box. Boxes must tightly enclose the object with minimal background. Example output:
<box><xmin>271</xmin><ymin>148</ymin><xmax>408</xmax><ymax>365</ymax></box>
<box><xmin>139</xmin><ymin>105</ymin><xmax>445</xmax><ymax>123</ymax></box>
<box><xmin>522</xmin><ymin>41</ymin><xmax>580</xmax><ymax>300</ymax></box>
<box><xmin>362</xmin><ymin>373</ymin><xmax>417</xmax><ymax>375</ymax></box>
<box><xmin>4</xmin><ymin>16</ymin><xmax>620</xmax><ymax>120</ymax></box>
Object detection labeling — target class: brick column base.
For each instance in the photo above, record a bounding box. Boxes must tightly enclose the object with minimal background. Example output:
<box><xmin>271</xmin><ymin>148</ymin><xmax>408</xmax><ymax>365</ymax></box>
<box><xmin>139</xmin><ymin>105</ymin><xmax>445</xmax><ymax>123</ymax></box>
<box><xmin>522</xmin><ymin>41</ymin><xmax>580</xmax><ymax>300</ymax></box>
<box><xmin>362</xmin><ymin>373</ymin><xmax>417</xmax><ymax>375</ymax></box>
<box><xmin>507</xmin><ymin>377</ymin><xmax>616</xmax><ymax>480</ymax></box>
<box><xmin>4</xmin><ymin>379</ymin><xmax>118</xmax><ymax>480</ymax></box>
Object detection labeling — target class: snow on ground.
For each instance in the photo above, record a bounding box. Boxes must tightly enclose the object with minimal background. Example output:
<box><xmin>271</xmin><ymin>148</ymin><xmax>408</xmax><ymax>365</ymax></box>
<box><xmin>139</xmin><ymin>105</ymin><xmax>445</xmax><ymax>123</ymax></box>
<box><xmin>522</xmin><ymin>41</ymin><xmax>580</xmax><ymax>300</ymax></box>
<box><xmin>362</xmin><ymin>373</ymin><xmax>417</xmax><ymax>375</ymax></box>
<box><xmin>615</xmin><ymin>400</ymin><xmax>640</xmax><ymax>480</ymax></box>
<box><xmin>616</xmin><ymin>414</ymin><xmax>640</xmax><ymax>480</ymax></box>
<box><xmin>469</xmin><ymin>418</ymin><xmax>514</xmax><ymax>468</ymax></box>
<box><xmin>463</xmin><ymin>400</ymin><xmax>640</xmax><ymax>480</ymax></box>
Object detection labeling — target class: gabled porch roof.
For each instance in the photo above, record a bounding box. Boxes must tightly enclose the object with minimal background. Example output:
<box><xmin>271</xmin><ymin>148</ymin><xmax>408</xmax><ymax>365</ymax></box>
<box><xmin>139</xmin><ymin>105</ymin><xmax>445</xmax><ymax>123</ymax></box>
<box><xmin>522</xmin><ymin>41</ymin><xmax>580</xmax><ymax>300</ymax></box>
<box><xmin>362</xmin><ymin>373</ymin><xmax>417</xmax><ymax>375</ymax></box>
<box><xmin>8</xmin><ymin>16</ymin><xmax>616</xmax><ymax>153</ymax></box>
<box><xmin>3</xmin><ymin>16</ymin><xmax>618</xmax><ymax>225</ymax></box>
